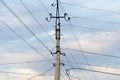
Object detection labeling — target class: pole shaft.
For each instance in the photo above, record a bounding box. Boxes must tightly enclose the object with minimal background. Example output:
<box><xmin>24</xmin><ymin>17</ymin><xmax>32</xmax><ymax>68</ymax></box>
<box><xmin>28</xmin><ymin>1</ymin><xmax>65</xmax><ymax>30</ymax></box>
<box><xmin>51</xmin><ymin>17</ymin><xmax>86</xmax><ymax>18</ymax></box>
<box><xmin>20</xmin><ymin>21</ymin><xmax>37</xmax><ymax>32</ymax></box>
<box><xmin>55</xmin><ymin>0</ymin><xmax>61</xmax><ymax>80</ymax></box>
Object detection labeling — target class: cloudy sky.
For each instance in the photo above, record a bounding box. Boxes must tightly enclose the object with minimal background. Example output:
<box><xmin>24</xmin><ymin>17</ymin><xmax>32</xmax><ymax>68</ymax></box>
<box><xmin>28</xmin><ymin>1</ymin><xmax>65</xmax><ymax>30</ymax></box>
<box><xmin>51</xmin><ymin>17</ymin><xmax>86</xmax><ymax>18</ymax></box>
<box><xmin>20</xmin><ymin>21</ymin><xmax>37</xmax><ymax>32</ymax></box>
<box><xmin>0</xmin><ymin>0</ymin><xmax>120</xmax><ymax>80</ymax></box>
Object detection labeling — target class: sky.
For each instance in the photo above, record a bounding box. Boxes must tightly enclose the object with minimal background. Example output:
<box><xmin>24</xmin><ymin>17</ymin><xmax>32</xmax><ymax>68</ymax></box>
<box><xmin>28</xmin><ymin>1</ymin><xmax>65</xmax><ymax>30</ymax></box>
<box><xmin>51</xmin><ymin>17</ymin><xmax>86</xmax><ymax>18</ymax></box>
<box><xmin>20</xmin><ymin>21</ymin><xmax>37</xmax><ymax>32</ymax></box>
<box><xmin>0</xmin><ymin>0</ymin><xmax>120</xmax><ymax>80</ymax></box>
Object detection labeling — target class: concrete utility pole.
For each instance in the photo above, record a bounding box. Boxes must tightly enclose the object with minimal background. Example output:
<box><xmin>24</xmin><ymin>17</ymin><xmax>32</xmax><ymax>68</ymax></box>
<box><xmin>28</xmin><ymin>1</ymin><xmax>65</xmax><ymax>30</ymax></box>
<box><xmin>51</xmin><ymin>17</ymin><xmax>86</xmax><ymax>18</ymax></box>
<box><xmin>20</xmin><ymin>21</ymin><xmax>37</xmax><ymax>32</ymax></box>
<box><xmin>47</xmin><ymin>0</ymin><xmax>70</xmax><ymax>80</ymax></box>
<box><xmin>53</xmin><ymin>0</ymin><xmax>61</xmax><ymax>80</ymax></box>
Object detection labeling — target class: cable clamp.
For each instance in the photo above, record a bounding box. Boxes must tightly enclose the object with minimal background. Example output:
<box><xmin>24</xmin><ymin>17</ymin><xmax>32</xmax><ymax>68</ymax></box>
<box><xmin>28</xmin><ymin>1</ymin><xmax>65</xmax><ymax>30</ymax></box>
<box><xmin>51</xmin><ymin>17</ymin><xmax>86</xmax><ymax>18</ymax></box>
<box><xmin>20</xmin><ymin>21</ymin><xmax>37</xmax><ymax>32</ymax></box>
<box><xmin>64</xmin><ymin>13</ymin><xmax>71</xmax><ymax>21</ymax></box>
<box><xmin>46</xmin><ymin>13</ymin><xmax>52</xmax><ymax>22</ymax></box>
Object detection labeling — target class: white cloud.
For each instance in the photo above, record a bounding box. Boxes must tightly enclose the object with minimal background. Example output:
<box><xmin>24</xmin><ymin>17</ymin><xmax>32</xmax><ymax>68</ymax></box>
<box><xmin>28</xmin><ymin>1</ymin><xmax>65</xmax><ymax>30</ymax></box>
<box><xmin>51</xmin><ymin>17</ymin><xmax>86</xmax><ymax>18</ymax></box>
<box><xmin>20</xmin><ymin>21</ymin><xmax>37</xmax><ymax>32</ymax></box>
<box><xmin>0</xmin><ymin>67</ymin><xmax>54</xmax><ymax>80</ymax></box>
<box><xmin>78</xmin><ymin>0</ymin><xmax>120</xmax><ymax>11</ymax></box>
<box><xmin>0</xmin><ymin>51</ymin><xmax>47</xmax><ymax>63</ymax></box>
<box><xmin>0</xmin><ymin>0</ymin><xmax>120</xmax><ymax>80</ymax></box>
<box><xmin>0</xmin><ymin>4</ymin><xmax>36</xmax><ymax>28</ymax></box>
<box><xmin>69</xmin><ymin>65</ymin><xmax>120</xmax><ymax>80</ymax></box>
<box><xmin>0</xmin><ymin>68</ymin><xmax>38</xmax><ymax>80</ymax></box>
<box><xmin>28</xmin><ymin>30</ymin><xmax>54</xmax><ymax>42</ymax></box>
<box><xmin>0</xmin><ymin>76</ymin><xmax>6</xmax><ymax>80</ymax></box>
<box><xmin>63</xmin><ymin>32</ymin><xmax>120</xmax><ymax>52</ymax></box>
<box><xmin>91</xmin><ymin>66</ymin><xmax>120</xmax><ymax>73</ymax></box>
<box><xmin>11</xmin><ymin>68</ymin><xmax>38</xmax><ymax>74</ymax></box>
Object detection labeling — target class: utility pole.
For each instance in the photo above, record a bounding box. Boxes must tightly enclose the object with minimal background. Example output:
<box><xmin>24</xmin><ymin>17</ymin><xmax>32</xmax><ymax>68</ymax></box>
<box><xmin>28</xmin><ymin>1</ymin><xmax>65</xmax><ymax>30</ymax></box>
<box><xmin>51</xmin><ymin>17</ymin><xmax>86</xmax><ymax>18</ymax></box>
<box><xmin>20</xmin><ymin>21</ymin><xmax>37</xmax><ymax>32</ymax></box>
<box><xmin>53</xmin><ymin>0</ymin><xmax>61</xmax><ymax>80</ymax></box>
<box><xmin>46</xmin><ymin>0</ymin><xmax>70</xmax><ymax>80</ymax></box>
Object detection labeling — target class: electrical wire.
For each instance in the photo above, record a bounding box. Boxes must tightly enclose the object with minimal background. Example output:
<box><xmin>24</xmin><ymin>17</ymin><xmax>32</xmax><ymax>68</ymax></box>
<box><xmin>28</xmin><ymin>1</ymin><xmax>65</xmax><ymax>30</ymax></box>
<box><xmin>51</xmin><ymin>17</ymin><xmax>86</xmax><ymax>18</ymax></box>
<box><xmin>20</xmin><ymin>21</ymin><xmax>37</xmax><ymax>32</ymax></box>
<box><xmin>62</xmin><ymin>23</ymin><xmax>120</xmax><ymax>33</ymax></box>
<box><xmin>62</xmin><ymin>48</ymin><xmax>120</xmax><ymax>59</ymax></box>
<box><xmin>61</xmin><ymin>36</ymin><xmax>86</xmax><ymax>80</ymax></box>
<box><xmin>0</xmin><ymin>59</ymin><xmax>54</xmax><ymax>66</ymax></box>
<box><xmin>0</xmin><ymin>71</ymin><xmax>38</xmax><ymax>75</ymax></box>
<box><xmin>63</xmin><ymin>60</ymin><xmax>120</xmax><ymax>70</ymax></box>
<box><xmin>60</xmin><ymin>3</ymin><xmax>87</xmax><ymax>80</ymax></box>
<box><xmin>63</xmin><ymin>63</ymin><xmax>83</xmax><ymax>80</ymax></box>
<box><xmin>64</xmin><ymin>56</ymin><xmax>84</xmax><ymax>80</ymax></box>
<box><xmin>60</xmin><ymin>1</ymin><xmax>120</xmax><ymax>14</ymax></box>
<box><xmin>0</xmin><ymin>20</ymin><xmax>52</xmax><ymax>63</ymax></box>
<box><xmin>59</xmin><ymin>2</ymin><xmax>97</xmax><ymax>80</ymax></box>
<box><xmin>60</xmin><ymin>65</ymin><xmax>66</xmax><ymax>80</ymax></box>
<box><xmin>19</xmin><ymin>0</ymin><xmax>55</xmax><ymax>44</ymax></box>
<box><xmin>0</xmin><ymin>0</ymin><xmax>52</xmax><ymax>53</ymax></box>
<box><xmin>68</xmin><ymin>20</ymin><xmax>97</xmax><ymax>80</ymax></box>
<box><xmin>0</xmin><ymin>67</ymin><xmax>53</xmax><ymax>76</ymax></box>
<box><xmin>37</xmin><ymin>0</ymin><xmax>50</xmax><ymax>14</ymax></box>
<box><xmin>63</xmin><ymin>66</ymin><xmax>72</xmax><ymax>80</ymax></box>
<box><xmin>59</xmin><ymin>1</ymin><xmax>67</xmax><ymax>13</ymax></box>
<box><xmin>2</xmin><ymin>0</ymin><xmax>120</xmax><ymax>79</ymax></box>
<box><xmin>60</xmin><ymin>3</ymin><xmax>120</xmax><ymax>33</ymax></box>
<box><xmin>67</xmin><ymin>68</ymin><xmax>120</xmax><ymax>76</ymax></box>
<box><xmin>26</xmin><ymin>66</ymin><xmax>54</xmax><ymax>80</ymax></box>
<box><xmin>71</xmin><ymin>16</ymin><xmax>120</xmax><ymax>25</ymax></box>
<box><xmin>66</xmin><ymin>72</ymin><xmax>72</xmax><ymax>80</ymax></box>
<box><xmin>68</xmin><ymin>74</ymin><xmax>82</xmax><ymax>80</ymax></box>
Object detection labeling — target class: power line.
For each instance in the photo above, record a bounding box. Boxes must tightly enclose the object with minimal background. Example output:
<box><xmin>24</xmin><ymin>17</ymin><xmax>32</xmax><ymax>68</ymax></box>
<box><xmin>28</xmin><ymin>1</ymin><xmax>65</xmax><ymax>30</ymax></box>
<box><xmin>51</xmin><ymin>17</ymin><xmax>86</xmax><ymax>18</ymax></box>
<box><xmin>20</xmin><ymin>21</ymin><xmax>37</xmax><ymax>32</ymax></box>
<box><xmin>37</xmin><ymin>0</ymin><xmax>50</xmax><ymax>14</ymax></box>
<box><xmin>0</xmin><ymin>59</ymin><xmax>54</xmax><ymax>66</ymax></box>
<box><xmin>19</xmin><ymin>0</ymin><xmax>55</xmax><ymax>44</ymax></box>
<box><xmin>0</xmin><ymin>20</ymin><xmax>52</xmax><ymax>63</ymax></box>
<box><xmin>61</xmin><ymin>36</ymin><xmax>87</xmax><ymax>80</ymax></box>
<box><xmin>64</xmin><ymin>66</ymin><xmax>72</xmax><ymax>80</ymax></box>
<box><xmin>68</xmin><ymin>20</ymin><xmax>97</xmax><ymax>80</ymax></box>
<box><xmin>67</xmin><ymin>74</ymin><xmax>82</xmax><ymax>80</ymax></box>
<box><xmin>71</xmin><ymin>16</ymin><xmax>120</xmax><ymax>25</ymax></box>
<box><xmin>62</xmin><ymin>23</ymin><xmax>120</xmax><ymax>33</ymax></box>
<box><xmin>64</xmin><ymin>65</ymin><xmax>82</xmax><ymax>80</ymax></box>
<box><xmin>0</xmin><ymin>67</ymin><xmax>53</xmax><ymax>76</ymax></box>
<box><xmin>67</xmin><ymin>68</ymin><xmax>120</xmax><ymax>76</ymax></box>
<box><xmin>60</xmin><ymin>2</ymin><xmax>97</xmax><ymax>79</ymax></box>
<box><xmin>0</xmin><ymin>71</ymin><xmax>37</xmax><ymax>75</ymax></box>
<box><xmin>59</xmin><ymin>1</ymin><xmax>67</xmax><ymax>13</ymax></box>
<box><xmin>0</xmin><ymin>0</ymin><xmax>51</xmax><ymax>53</ymax></box>
<box><xmin>59</xmin><ymin>1</ymin><xmax>120</xmax><ymax>79</ymax></box>
<box><xmin>60</xmin><ymin>1</ymin><xmax>91</xmax><ymax>72</ymax></box>
<box><xmin>60</xmin><ymin>1</ymin><xmax>120</xmax><ymax>14</ymax></box>
<box><xmin>60</xmin><ymin>3</ymin><xmax>120</xmax><ymax>33</ymax></box>
<box><xmin>64</xmin><ymin>56</ymin><xmax>84</xmax><ymax>79</ymax></box>
<box><xmin>62</xmin><ymin>48</ymin><xmax>120</xmax><ymax>59</ymax></box>
<box><xmin>60</xmin><ymin>64</ymin><xmax>68</xmax><ymax>80</ymax></box>
<box><xmin>69</xmin><ymin>74</ymin><xmax>82</xmax><ymax>80</ymax></box>
<box><xmin>27</xmin><ymin>66</ymin><xmax>54</xmax><ymax>80</ymax></box>
<box><xmin>47</xmin><ymin>0</ymin><xmax>71</xmax><ymax>80</ymax></box>
<box><xmin>60</xmin><ymin>3</ymin><xmax>87</xmax><ymax>80</ymax></box>
<box><xmin>63</xmin><ymin>60</ymin><xmax>120</xmax><ymax>70</ymax></box>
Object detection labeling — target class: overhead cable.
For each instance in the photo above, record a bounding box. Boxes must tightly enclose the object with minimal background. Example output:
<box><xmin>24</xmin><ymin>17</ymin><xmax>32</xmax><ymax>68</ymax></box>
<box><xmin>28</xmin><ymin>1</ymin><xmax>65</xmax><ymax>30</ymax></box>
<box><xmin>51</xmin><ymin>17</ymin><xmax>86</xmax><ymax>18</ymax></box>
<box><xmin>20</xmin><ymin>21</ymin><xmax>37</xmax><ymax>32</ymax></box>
<box><xmin>0</xmin><ymin>0</ymin><xmax>51</xmax><ymax>53</ymax></box>
<box><xmin>37</xmin><ymin>0</ymin><xmax>50</xmax><ymax>13</ymax></box>
<box><xmin>68</xmin><ymin>20</ymin><xmax>97</xmax><ymax>80</ymax></box>
<box><xmin>0</xmin><ymin>20</ymin><xmax>52</xmax><ymax>63</ymax></box>
<box><xmin>19</xmin><ymin>0</ymin><xmax>55</xmax><ymax>44</ymax></box>
<box><xmin>62</xmin><ymin>48</ymin><xmax>120</xmax><ymax>59</ymax></box>
<box><xmin>60</xmin><ymin>1</ymin><xmax>120</xmax><ymax>14</ymax></box>
<box><xmin>59</xmin><ymin>4</ymin><xmax>88</xmax><ymax>80</ymax></box>
<box><xmin>62</xmin><ymin>23</ymin><xmax>120</xmax><ymax>33</ymax></box>
<box><xmin>63</xmin><ymin>60</ymin><xmax>120</xmax><ymax>70</ymax></box>
<box><xmin>67</xmin><ymin>68</ymin><xmax>120</xmax><ymax>76</ymax></box>
<box><xmin>0</xmin><ymin>59</ymin><xmax>54</xmax><ymax>66</ymax></box>
<box><xmin>71</xmin><ymin>16</ymin><xmax>120</xmax><ymax>25</ymax></box>
<box><xmin>27</xmin><ymin>66</ymin><xmax>54</xmax><ymax>80</ymax></box>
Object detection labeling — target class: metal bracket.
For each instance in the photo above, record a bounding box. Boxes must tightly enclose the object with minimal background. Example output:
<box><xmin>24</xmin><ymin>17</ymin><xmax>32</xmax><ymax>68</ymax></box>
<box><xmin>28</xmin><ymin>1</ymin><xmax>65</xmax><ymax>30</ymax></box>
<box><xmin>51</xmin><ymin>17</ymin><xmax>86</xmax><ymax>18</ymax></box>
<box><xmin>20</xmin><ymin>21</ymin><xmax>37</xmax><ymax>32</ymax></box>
<box><xmin>61</xmin><ymin>53</ymin><xmax>66</xmax><ymax>56</ymax></box>
<box><xmin>51</xmin><ymin>2</ymin><xmax>57</xmax><ymax>7</ymax></box>
<box><xmin>51</xmin><ymin>52</ymin><xmax>66</xmax><ymax>56</ymax></box>
<box><xmin>64</xmin><ymin>13</ymin><xmax>71</xmax><ymax>21</ymax></box>
<box><xmin>46</xmin><ymin>13</ymin><xmax>52</xmax><ymax>22</ymax></box>
<box><xmin>60</xmin><ymin>63</ymin><xmax>65</xmax><ymax>66</ymax></box>
<box><xmin>53</xmin><ymin>63</ymin><xmax>65</xmax><ymax>66</ymax></box>
<box><xmin>46</xmin><ymin>13</ymin><xmax>70</xmax><ymax>22</ymax></box>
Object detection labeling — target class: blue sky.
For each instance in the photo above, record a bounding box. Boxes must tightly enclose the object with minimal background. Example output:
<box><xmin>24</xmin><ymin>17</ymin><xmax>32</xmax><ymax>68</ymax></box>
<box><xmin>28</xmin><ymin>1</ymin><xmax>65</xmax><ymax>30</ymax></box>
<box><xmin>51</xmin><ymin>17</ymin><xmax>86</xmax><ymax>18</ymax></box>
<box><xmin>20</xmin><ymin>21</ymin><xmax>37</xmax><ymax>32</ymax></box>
<box><xmin>0</xmin><ymin>0</ymin><xmax>120</xmax><ymax>80</ymax></box>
